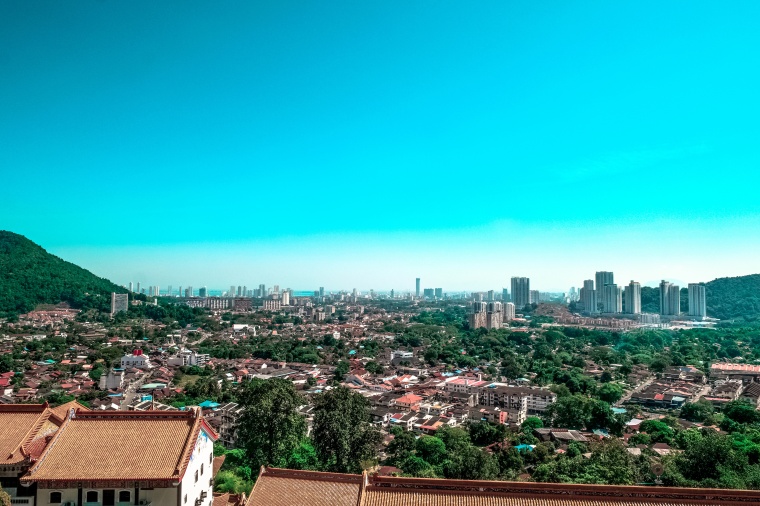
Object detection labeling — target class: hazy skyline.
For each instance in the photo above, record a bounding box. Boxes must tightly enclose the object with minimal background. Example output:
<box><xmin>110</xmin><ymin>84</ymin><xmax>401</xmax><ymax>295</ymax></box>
<box><xmin>2</xmin><ymin>1</ymin><xmax>759</xmax><ymax>290</ymax></box>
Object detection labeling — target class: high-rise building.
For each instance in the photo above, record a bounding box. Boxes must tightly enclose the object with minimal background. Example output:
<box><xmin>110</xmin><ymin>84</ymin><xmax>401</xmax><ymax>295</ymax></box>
<box><xmin>259</xmin><ymin>284</ymin><xmax>266</xmax><ymax>298</ymax></box>
<box><xmin>624</xmin><ymin>281</ymin><xmax>642</xmax><ymax>314</ymax></box>
<box><xmin>199</xmin><ymin>287</ymin><xmax>208</xmax><ymax>297</ymax></box>
<box><xmin>435</xmin><ymin>288</ymin><xmax>443</xmax><ymax>299</ymax></box>
<box><xmin>511</xmin><ymin>277</ymin><xmax>530</xmax><ymax>309</ymax></box>
<box><xmin>688</xmin><ymin>283</ymin><xmax>706</xmax><ymax>319</ymax></box>
<box><xmin>529</xmin><ymin>290</ymin><xmax>540</xmax><ymax>305</ymax></box>
<box><xmin>601</xmin><ymin>284</ymin><xmax>622</xmax><ymax>313</ymax></box>
<box><xmin>136</xmin><ymin>282</ymin><xmax>141</xmax><ymax>293</ymax></box>
<box><xmin>128</xmin><ymin>282</ymin><xmax>133</xmax><ymax>293</ymax></box>
<box><xmin>423</xmin><ymin>288</ymin><xmax>435</xmax><ymax>299</ymax></box>
<box><xmin>243</xmin><ymin>286</ymin><xmax>247</xmax><ymax>298</ymax></box>
<box><xmin>659</xmin><ymin>280</ymin><xmax>681</xmax><ymax>316</ymax></box>
<box><xmin>178</xmin><ymin>286</ymin><xmax>182</xmax><ymax>298</ymax></box>
<box><xmin>503</xmin><ymin>302</ymin><xmax>516</xmax><ymax>321</ymax></box>
<box><xmin>486</xmin><ymin>301</ymin><xmax>502</xmax><ymax>330</ymax></box>
<box><xmin>186</xmin><ymin>286</ymin><xmax>193</xmax><ymax>298</ymax></box>
<box><xmin>282</xmin><ymin>291</ymin><xmax>291</xmax><ymax>306</ymax></box>
<box><xmin>319</xmin><ymin>287</ymin><xmax>324</xmax><ymax>298</ymax></box>
<box><xmin>111</xmin><ymin>292</ymin><xmax>128</xmax><ymax>315</ymax></box>
<box><xmin>487</xmin><ymin>290</ymin><xmax>495</xmax><ymax>302</ymax></box>
<box><xmin>415</xmin><ymin>278</ymin><xmax>421</xmax><ymax>298</ymax></box>
<box><xmin>595</xmin><ymin>271</ymin><xmax>614</xmax><ymax>292</ymax></box>
<box><xmin>230</xmin><ymin>286</ymin><xmax>236</xmax><ymax>298</ymax></box>
<box><xmin>468</xmin><ymin>302</ymin><xmax>487</xmax><ymax>329</ymax></box>
<box><xmin>580</xmin><ymin>279</ymin><xmax>597</xmax><ymax>314</ymax></box>
<box><xmin>167</xmin><ymin>285</ymin><xmax>172</xmax><ymax>297</ymax></box>
<box><xmin>502</xmin><ymin>288</ymin><xmax>509</xmax><ymax>302</ymax></box>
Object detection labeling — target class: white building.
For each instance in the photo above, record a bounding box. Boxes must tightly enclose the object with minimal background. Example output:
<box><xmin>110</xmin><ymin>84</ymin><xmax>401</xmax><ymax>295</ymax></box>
<box><xmin>688</xmin><ymin>283</ymin><xmax>707</xmax><ymax>319</ymax></box>
<box><xmin>625</xmin><ymin>281</ymin><xmax>642</xmax><ymax>314</ymax></box>
<box><xmin>120</xmin><ymin>349</ymin><xmax>153</xmax><ymax>369</ymax></box>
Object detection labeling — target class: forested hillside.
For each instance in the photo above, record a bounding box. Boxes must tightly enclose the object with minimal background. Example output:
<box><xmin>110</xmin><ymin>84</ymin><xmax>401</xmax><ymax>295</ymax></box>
<box><xmin>640</xmin><ymin>275</ymin><xmax>760</xmax><ymax>322</ymax></box>
<box><xmin>0</xmin><ymin>231</ymin><xmax>125</xmax><ymax>317</ymax></box>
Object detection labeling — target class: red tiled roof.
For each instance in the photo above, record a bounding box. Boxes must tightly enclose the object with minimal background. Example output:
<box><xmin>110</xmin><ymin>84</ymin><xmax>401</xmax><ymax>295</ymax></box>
<box><xmin>246</xmin><ymin>468</ymin><xmax>362</xmax><ymax>506</ymax></box>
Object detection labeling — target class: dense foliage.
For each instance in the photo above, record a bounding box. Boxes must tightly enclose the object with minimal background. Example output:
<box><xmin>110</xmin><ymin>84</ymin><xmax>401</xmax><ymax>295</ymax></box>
<box><xmin>0</xmin><ymin>231</ymin><xmax>126</xmax><ymax>316</ymax></box>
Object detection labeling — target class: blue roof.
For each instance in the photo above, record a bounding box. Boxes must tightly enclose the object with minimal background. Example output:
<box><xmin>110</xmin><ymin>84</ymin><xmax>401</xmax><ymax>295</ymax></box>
<box><xmin>515</xmin><ymin>444</ymin><xmax>535</xmax><ymax>452</ymax></box>
<box><xmin>348</xmin><ymin>350</ymin><xmax>357</xmax><ymax>355</ymax></box>
<box><xmin>612</xmin><ymin>407</ymin><xmax>627</xmax><ymax>414</ymax></box>
<box><xmin>199</xmin><ymin>400</ymin><xmax>220</xmax><ymax>408</ymax></box>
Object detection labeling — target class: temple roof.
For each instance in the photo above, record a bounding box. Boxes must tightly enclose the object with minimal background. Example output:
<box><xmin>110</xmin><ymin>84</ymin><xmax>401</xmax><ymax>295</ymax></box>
<box><xmin>247</xmin><ymin>468</ymin><xmax>363</xmax><ymax>506</ymax></box>
<box><xmin>0</xmin><ymin>403</ymin><xmax>59</xmax><ymax>465</ymax></box>
<box><xmin>22</xmin><ymin>408</ymin><xmax>218</xmax><ymax>485</ymax></box>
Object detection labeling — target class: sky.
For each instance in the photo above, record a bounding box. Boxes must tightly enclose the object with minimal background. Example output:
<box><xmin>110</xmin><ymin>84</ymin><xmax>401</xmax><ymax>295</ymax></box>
<box><xmin>1</xmin><ymin>1</ymin><xmax>759</xmax><ymax>292</ymax></box>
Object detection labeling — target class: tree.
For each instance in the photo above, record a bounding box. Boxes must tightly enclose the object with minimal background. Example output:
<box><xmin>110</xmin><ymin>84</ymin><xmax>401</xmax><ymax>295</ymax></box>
<box><xmin>311</xmin><ymin>386</ymin><xmax>383</xmax><ymax>473</ymax></box>
<box><xmin>680</xmin><ymin>399</ymin><xmax>714</xmax><ymax>422</ymax></box>
<box><xmin>521</xmin><ymin>417</ymin><xmax>544</xmax><ymax>431</ymax></box>
<box><xmin>639</xmin><ymin>420</ymin><xmax>674</xmax><ymax>445</ymax></box>
<box><xmin>597</xmin><ymin>383</ymin><xmax>624</xmax><ymax>404</ymax></box>
<box><xmin>415</xmin><ymin>436</ymin><xmax>447</xmax><ymax>465</ymax></box>
<box><xmin>236</xmin><ymin>378</ymin><xmax>307</xmax><ymax>470</ymax></box>
<box><xmin>468</xmin><ymin>421</ymin><xmax>508</xmax><ymax>446</ymax></box>
<box><xmin>386</xmin><ymin>427</ymin><xmax>416</xmax><ymax>466</ymax></box>
<box><xmin>545</xmin><ymin>395</ymin><xmax>590</xmax><ymax>430</ymax></box>
<box><xmin>214</xmin><ymin>471</ymin><xmax>251</xmax><ymax>494</ymax></box>
<box><xmin>587</xmin><ymin>440</ymin><xmax>635</xmax><ymax>485</ymax></box>
<box><xmin>724</xmin><ymin>401</ymin><xmax>760</xmax><ymax>425</ymax></box>
<box><xmin>334</xmin><ymin>361</ymin><xmax>349</xmax><ymax>381</ymax></box>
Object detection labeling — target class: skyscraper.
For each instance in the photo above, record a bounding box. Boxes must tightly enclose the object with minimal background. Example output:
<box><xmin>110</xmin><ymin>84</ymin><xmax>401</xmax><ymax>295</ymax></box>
<box><xmin>319</xmin><ymin>287</ymin><xmax>325</xmax><ymax>298</ymax></box>
<box><xmin>423</xmin><ymin>288</ymin><xmax>435</xmax><ymax>299</ymax></box>
<box><xmin>502</xmin><ymin>288</ymin><xmax>509</xmax><ymax>302</ymax></box>
<box><xmin>128</xmin><ymin>282</ymin><xmax>133</xmax><ymax>293</ymax></box>
<box><xmin>511</xmin><ymin>277</ymin><xmax>530</xmax><ymax>309</ymax></box>
<box><xmin>529</xmin><ymin>290</ymin><xmax>540</xmax><ymax>305</ymax></box>
<box><xmin>435</xmin><ymin>288</ymin><xmax>443</xmax><ymax>299</ymax></box>
<box><xmin>415</xmin><ymin>278</ymin><xmax>421</xmax><ymax>298</ymax></box>
<box><xmin>199</xmin><ymin>287</ymin><xmax>208</xmax><ymax>297</ymax></box>
<box><xmin>167</xmin><ymin>285</ymin><xmax>172</xmax><ymax>297</ymax></box>
<box><xmin>688</xmin><ymin>283</ymin><xmax>707</xmax><ymax>319</ymax></box>
<box><xmin>487</xmin><ymin>290</ymin><xmax>494</xmax><ymax>302</ymax></box>
<box><xmin>580</xmin><ymin>279</ymin><xmax>597</xmax><ymax>314</ymax></box>
<box><xmin>468</xmin><ymin>301</ymin><xmax>487</xmax><ymax>329</ymax></box>
<box><xmin>601</xmin><ymin>284</ymin><xmax>622</xmax><ymax>313</ymax></box>
<box><xmin>486</xmin><ymin>301</ymin><xmax>502</xmax><ymax>330</ymax></box>
<box><xmin>259</xmin><ymin>284</ymin><xmax>266</xmax><ymax>298</ymax></box>
<box><xmin>625</xmin><ymin>281</ymin><xmax>642</xmax><ymax>314</ymax></box>
<box><xmin>659</xmin><ymin>280</ymin><xmax>681</xmax><ymax>316</ymax></box>
<box><xmin>595</xmin><ymin>271</ymin><xmax>614</xmax><ymax>292</ymax></box>
<box><xmin>136</xmin><ymin>282</ymin><xmax>141</xmax><ymax>293</ymax></box>
<box><xmin>282</xmin><ymin>291</ymin><xmax>291</xmax><ymax>305</ymax></box>
<box><xmin>230</xmin><ymin>285</ymin><xmax>236</xmax><ymax>297</ymax></box>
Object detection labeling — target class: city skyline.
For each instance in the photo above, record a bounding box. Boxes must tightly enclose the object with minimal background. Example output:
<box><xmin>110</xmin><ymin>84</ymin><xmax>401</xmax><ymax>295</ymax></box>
<box><xmin>3</xmin><ymin>1</ymin><xmax>760</xmax><ymax>290</ymax></box>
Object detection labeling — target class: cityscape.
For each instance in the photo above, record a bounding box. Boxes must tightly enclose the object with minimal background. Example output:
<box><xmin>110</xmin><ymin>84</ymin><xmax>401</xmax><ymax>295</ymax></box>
<box><xmin>3</xmin><ymin>1</ymin><xmax>760</xmax><ymax>506</ymax></box>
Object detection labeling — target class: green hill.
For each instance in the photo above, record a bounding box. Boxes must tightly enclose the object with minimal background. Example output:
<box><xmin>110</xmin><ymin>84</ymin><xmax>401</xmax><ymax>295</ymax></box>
<box><xmin>0</xmin><ymin>231</ymin><xmax>126</xmax><ymax>317</ymax></box>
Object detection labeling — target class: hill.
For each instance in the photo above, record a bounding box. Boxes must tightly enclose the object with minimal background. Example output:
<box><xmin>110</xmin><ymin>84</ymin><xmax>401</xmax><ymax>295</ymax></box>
<box><xmin>640</xmin><ymin>274</ymin><xmax>760</xmax><ymax>322</ymax></box>
<box><xmin>0</xmin><ymin>231</ymin><xmax>126</xmax><ymax>317</ymax></box>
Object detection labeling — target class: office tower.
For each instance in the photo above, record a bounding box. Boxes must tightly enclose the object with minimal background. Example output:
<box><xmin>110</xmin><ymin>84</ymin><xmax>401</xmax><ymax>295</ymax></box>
<box><xmin>178</xmin><ymin>286</ymin><xmax>182</xmax><ymax>298</ymax></box>
<box><xmin>319</xmin><ymin>287</ymin><xmax>324</xmax><ymax>298</ymax></box>
<box><xmin>390</xmin><ymin>289</ymin><xmax>395</xmax><ymax>299</ymax></box>
<box><xmin>423</xmin><ymin>288</ymin><xmax>435</xmax><ymax>299</ymax></box>
<box><xmin>235</xmin><ymin>286</ymin><xmax>241</xmax><ymax>297</ymax></box>
<box><xmin>504</xmin><ymin>302</ymin><xmax>516</xmax><ymax>321</ymax></box>
<box><xmin>199</xmin><ymin>287</ymin><xmax>208</xmax><ymax>297</ymax></box>
<box><xmin>415</xmin><ymin>278</ymin><xmax>421</xmax><ymax>298</ymax></box>
<box><xmin>688</xmin><ymin>283</ymin><xmax>707</xmax><ymax>319</ymax></box>
<box><xmin>111</xmin><ymin>293</ymin><xmax>128</xmax><ymax>315</ymax></box>
<box><xmin>167</xmin><ymin>285</ymin><xmax>172</xmax><ymax>297</ymax></box>
<box><xmin>625</xmin><ymin>281</ymin><xmax>642</xmax><ymax>314</ymax></box>
<box><xmin>529</xmin><ymin>290</ymin><xmax>540</xmax><ymax>305</ymax></box>
<box><xmin>580</xmin><ymin>279</ymin><xmax>598</xmax><ymax>314</ymax></box>
<box><xmin>487</xmin><ymin>290</ymin><xmax>494</xmax><ymax>302</ymax></box>
<box><xmin>243</xmin><ymin>286</ymin><xmax>247</xmax><ymax>298</ymax></box>
<box><xmin>229</xmin><ymin>285</ymin><xmax>235</xmax><ymax>297</ymax></box>
<box><xmin>472</xmin><ymin>292</ymin><xmax>484</xmax><ymax>302</ymax></box>
<box><xmin>155</xmin><ymin>285</ymin><xmax>159</xmax><ymax>297</ymax></box>
<box><xmin>136</xmin><ymin>282</ymin><xmax>141</xmax><ymax>293</ymax></box>
<box><xmin>511</xmin><ymin>277</ymin><xmax>530</xmax><ymax>309</ymax></box>
<box><xmin>186</xmin><ymin>286</ymin><xmax>193</xmax><ymax>298</ymax></box>
<box><xmin>128</xmin><ymin>282</ymin><xmax>133</xmax><ymax>293</ymax></box>
<box><xmin>259</xmin><ymin>284</ymin><xmax>266</xmax><ymax>298</ymax></box>
<box><xmin>659</xmin><ymin>280</ymin><xmax>681</xmax><ymax>316</ymax></box>
<box><xmin>435</xmin><ymin>288</ymin><xmax>443</xmax><ymax>299</ymax></box>
<box><xmin>601</xmin><ymin>284</ymin><xmax>622</xmax><ymax>313</ymax></box>
<box><xmin>595</xmin><ymin>271</ymin><xmax>614</xmax><ymax>292</ymax></box>
<box><xmin>501</xmin><ymin>288</ymin><xmax>509</xmax><ymax>302</ymax></box>
<box><xmin>468</xmin><ymin>302</ymin><xmax>487</xmax><ymax>329</ymax></box>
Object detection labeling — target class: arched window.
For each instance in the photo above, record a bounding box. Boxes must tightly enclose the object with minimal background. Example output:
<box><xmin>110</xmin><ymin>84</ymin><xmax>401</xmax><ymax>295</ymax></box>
<box><xmin>194</xmin><ymin>470</ymin><xmax>198</xmax><ymax>482</ymax></box>
<box><xmin>50</xmin><ymin>492</ymin><xmax>62</xmax><ymax>504</ymax></box>
<box><xmin>118</xmin><ymin>491</ymin><xmax>130</xmax><ymax>503</ymax></box>
<box><xmin>86</xmin><ymin>491</ymin><xmax>99</xmax><ymax>503</ymax></box>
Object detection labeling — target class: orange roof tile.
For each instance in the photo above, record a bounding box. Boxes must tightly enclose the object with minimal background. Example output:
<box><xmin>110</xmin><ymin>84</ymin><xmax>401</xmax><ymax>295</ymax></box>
<box><xmin>0</xmin><ymin>403</ymin><xmax>58</xmax><ymax>465</ymax></box>
<box><xmin>247</xmin><ymin>468</ymin><xmax>362</xmax><ymax>506</ymax></box>
<box><xmin>22</xmin><ymin>408</ymin><xmax>217</xmax><ymax>486</ymax></box>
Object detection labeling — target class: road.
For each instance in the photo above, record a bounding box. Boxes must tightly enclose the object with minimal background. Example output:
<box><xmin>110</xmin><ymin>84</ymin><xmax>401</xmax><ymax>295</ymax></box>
<box><xmin>120</xmin><ymin>373</ymin><xmax>151</xmax><ymax>410</ymax></box>
<box><xmin>616</xmin><ymin>375</ymin><xmax>655</xmax><ymax>407</ymax></box>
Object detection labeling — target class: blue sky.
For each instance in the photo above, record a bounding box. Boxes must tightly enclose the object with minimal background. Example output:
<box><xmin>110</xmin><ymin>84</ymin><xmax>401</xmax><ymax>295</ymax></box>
<box><xmin>1</xmin><ymin>1</ymin><xmax>759</xmax><ymax>291</ymax></box>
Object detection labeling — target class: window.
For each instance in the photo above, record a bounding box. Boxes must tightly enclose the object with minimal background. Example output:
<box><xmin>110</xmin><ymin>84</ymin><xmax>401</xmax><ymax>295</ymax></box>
<box><xmin>209</xmin><ymin>453</ymin><xmax>213</xmax><ymax>464</ymax></box>
<box><xmin>200</xmin><ymin>464</ymin><xmax>204</xmax><ymax>476</ymax></box>
<box><xmin>119</xmin><ymin>491</ymin><xmax>131</xmax><ymax>503</ymax></box>
<box><xmin>184</xmin><ymin>496</ymin><xmax>187</xmax><ymax>504</ymax></box>
<box><xmin>195</xmin><ymin>470</ymin><xmax>198</xmax><ymax>482</ymax></box>
<box><xmin>86</xmin><ymin>491</ymin><xmax>99</xmax><ymax>503</ymax></box>
<box><xmin>50</xmin><ymin>492</ymin><xmax>62</xmax><ymax>504</ymax></box>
